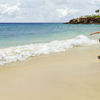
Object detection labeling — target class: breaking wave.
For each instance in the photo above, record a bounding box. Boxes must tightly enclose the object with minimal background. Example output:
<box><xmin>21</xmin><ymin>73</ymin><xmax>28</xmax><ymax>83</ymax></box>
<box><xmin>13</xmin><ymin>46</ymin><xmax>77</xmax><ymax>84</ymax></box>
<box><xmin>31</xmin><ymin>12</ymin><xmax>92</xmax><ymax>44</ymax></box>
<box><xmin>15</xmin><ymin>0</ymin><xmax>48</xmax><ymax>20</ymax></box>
<box><xmin>0</xmin><ymin>35</ymin><xmax>98</xmax><ymax>66</ymax></box>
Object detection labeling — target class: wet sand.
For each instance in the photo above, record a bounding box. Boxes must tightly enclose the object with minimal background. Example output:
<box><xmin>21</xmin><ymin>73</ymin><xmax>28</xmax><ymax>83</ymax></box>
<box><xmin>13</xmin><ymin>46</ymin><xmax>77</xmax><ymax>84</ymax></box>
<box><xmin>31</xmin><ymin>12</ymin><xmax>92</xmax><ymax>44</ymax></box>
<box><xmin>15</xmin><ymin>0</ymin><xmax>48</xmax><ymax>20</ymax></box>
<box><xmin>0</xmin><ymin>45</ymin><xmax>100</xmax><ymax>100</ymax></box>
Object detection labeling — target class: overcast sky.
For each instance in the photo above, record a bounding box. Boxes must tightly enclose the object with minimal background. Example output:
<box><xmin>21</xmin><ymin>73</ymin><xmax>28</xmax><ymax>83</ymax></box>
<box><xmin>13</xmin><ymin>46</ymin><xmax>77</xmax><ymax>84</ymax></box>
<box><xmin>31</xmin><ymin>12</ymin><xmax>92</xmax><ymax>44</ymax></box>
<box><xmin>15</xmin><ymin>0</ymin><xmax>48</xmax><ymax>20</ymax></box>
<box><xmin>0</xmin><ymin>0</ymin><xmax>100</xmax><ymax>22</ymax></box>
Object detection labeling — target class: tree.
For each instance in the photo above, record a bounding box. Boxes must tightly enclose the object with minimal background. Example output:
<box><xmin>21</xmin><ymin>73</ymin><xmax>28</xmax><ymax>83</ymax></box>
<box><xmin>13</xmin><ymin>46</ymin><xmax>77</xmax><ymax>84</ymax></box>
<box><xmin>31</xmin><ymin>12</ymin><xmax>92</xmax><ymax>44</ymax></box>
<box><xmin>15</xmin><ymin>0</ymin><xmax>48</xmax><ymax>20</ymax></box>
<box><xmin>95</xmin><ymin>9</ymin><xmax>100</xmax><ymax>14</ymax></box>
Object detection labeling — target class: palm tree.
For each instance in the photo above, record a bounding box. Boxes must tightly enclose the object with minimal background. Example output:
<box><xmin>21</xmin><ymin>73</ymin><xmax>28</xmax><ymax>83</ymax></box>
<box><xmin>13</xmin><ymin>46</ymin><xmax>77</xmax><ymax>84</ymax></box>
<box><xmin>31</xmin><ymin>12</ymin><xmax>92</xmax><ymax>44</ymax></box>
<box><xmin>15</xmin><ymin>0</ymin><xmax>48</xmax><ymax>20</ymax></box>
<box><xmin>95</xmin><ymin>9</ymin><xmax>100</xmax><ymax>14</ymax></box>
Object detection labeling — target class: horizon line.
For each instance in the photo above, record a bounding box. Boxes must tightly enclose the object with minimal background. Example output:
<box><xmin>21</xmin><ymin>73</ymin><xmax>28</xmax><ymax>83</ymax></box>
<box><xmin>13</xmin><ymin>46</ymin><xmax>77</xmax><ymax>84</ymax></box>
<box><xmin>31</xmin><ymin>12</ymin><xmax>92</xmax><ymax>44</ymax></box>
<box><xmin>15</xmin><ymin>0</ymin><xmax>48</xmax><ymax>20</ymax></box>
<box><xmin>0</xmin><ymin>22</ymin><xmax>66</xmax><ymax>24</ymax></box>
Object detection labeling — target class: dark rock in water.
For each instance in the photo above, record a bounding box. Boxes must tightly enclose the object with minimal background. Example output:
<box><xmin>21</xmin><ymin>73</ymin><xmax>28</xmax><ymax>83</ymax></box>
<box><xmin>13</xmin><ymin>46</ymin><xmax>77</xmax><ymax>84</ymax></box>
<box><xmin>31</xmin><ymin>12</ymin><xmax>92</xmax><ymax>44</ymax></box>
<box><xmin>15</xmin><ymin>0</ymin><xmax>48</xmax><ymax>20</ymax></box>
<box><xmin>67</xmin><ymin>17</ymin><xmax>100</xmax><ymax>24</ymax></box>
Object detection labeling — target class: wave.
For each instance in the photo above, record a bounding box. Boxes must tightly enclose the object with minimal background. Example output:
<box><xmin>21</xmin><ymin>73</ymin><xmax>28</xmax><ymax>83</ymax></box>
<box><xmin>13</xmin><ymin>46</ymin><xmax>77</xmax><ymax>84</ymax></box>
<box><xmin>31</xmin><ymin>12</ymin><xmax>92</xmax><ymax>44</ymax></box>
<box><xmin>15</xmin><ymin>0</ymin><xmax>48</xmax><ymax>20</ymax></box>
<box><xmin>0</xmin><ymin>35</ymin><xmax>98</xmax><ymax>66</ymax></box>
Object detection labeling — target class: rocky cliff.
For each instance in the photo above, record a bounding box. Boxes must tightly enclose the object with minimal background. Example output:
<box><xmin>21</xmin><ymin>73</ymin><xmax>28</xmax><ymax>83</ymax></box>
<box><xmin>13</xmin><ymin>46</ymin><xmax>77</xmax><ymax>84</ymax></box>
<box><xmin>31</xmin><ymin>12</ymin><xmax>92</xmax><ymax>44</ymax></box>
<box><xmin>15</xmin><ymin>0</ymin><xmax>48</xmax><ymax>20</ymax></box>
<box><xmin>68</xmin><ymin>17</ymin><xmax>100</xmax><ymax>24</ymax></box>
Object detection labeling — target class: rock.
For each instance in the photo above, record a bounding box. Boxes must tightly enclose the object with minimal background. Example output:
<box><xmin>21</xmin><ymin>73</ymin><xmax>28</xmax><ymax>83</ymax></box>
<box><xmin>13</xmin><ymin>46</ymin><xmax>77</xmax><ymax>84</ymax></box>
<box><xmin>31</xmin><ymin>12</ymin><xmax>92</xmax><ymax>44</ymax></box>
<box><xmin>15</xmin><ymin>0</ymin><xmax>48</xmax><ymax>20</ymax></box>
<box><xmin>68</xmin><ymin>17</ymin><xmax>100</xmax><ymax>24</ymax></box>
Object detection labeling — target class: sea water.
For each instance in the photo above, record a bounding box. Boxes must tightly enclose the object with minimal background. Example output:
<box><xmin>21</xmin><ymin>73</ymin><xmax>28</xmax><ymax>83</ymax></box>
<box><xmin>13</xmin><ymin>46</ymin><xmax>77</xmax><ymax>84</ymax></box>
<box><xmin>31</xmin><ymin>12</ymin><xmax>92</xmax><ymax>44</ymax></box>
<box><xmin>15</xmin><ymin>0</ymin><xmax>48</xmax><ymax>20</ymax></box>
<box><xmin>0</xmin><ymin>23</ymin><xmax>99</xmax><ymax>65</ymax></box>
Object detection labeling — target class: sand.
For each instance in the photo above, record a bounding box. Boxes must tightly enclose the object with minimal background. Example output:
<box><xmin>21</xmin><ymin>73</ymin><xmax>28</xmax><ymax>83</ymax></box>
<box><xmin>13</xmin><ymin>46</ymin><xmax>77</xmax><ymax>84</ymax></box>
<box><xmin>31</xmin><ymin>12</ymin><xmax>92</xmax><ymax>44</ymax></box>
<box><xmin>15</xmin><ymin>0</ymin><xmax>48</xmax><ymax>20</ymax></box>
<box><xmin>0</xmin><ymin>45</ymin><xmax>100</xmax><ymax>100</ymax></box>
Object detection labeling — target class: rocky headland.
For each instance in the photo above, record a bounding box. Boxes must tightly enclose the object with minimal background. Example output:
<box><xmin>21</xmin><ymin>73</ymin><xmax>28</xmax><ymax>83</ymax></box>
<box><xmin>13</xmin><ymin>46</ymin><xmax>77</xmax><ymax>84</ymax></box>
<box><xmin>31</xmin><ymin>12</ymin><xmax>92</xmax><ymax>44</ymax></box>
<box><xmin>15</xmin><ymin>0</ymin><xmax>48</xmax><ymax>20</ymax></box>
<box><xmin>67</xmin><ymin>15</ymin><xmax>100</xmax><ymax>24</ymax></box>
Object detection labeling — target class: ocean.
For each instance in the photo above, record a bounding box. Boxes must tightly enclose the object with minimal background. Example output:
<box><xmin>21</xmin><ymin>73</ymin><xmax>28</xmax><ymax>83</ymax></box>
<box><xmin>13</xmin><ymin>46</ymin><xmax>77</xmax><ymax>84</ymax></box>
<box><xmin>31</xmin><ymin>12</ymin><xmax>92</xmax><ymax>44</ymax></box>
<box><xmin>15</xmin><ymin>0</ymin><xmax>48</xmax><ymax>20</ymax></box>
<box><xmin>0</xmin><ymin>23</ymin><xmax>100</xmax><ymax>65</ymax></box>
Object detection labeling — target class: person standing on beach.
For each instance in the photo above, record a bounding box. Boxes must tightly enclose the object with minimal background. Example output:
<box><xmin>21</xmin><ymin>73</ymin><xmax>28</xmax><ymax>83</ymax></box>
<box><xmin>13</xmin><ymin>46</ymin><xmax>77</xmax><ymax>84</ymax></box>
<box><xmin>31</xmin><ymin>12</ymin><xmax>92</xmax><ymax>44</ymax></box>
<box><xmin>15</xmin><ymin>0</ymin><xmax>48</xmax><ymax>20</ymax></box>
<box><xmin>90</xmin><ymin>32</ymin><xmax>100</xmax><ymax>59</ymax></box>
<box><xmin>90</xmin><ymin>32</ymin><xmax>100</xmax><ymax>42</ymax></box>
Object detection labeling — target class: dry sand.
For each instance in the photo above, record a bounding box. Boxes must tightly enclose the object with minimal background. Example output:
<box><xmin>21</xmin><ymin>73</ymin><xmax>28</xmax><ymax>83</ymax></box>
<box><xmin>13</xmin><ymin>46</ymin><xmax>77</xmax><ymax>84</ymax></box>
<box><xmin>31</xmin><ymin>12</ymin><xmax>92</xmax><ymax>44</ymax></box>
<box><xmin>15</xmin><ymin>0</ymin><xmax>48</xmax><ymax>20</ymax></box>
<box><xmin>0</xmin><ymin>45</ymin><xmax>100</xmax><ymax>100</ymax></box>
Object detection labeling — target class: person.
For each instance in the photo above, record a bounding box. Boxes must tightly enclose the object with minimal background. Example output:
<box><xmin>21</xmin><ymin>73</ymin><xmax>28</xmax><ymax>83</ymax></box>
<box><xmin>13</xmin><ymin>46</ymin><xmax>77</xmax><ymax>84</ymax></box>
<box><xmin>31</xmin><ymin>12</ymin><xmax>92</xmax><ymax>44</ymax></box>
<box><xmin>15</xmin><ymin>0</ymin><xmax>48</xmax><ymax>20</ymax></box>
<box><xmin>90</xmin><ymin>32</ymin><xmax>100</xmax><ymax>59</ymax></box>
<box><xmin>90</xmin><ymin>32</ymin><xmax>100</xmax><ymax>35</ymax></box>
<box><xmin>90</xmin><ymin>32</ymin><xmax>100</xmax><ymax>42</ymax></box>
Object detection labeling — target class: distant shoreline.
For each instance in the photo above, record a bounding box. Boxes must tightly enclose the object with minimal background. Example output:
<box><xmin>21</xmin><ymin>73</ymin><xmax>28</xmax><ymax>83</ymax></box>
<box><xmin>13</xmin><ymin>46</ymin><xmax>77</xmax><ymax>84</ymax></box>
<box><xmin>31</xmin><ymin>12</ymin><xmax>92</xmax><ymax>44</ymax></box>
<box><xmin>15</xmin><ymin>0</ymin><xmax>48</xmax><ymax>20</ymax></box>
<box><xmin>66</xmin><ymin>15</ymin><xmax>100</xmax><ymax>24</ymax></box>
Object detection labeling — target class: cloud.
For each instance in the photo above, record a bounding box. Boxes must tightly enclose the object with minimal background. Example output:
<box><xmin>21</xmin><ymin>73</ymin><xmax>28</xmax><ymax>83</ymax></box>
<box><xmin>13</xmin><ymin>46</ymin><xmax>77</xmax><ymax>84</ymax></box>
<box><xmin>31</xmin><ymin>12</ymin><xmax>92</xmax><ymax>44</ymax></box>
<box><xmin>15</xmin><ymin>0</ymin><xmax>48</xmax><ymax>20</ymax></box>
<box><xmin>56</xmin><ymin>8</ymin><xmax>79</xmax><ymax>18</ymax></box>
<box><xmin>0</xmin><ymin>0</ymin><xmax>99</xmax><ymax>22</ymax></box>
<box><xmin>69</xmin><ymin>9</ymin><xmax>79</xmax><ymax>14</ymax></box>
<box><xmin>92</xmin><ymin>0</ymin><xmax>100</xmax><ymax>1</ymax></box>
<box><xmin>56</xmin><ymin>8</ymin><xmax>68</xmax><ymax>18</ymax></box>
<box><xmin>0</xmin><ymin>3</ymin><xmax>21</xmax><ymax>17</ymax></box>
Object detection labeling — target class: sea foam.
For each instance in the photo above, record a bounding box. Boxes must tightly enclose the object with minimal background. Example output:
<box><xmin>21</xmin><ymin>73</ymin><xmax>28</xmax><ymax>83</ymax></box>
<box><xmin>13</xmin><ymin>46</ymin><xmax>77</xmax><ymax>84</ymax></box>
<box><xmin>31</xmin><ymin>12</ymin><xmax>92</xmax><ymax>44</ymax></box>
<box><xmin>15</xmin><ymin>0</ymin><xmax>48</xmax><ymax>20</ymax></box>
<box><xmin>0</xmin><ymin>35</ymin><xmax>98</xmax><ymax>66</ymax></box>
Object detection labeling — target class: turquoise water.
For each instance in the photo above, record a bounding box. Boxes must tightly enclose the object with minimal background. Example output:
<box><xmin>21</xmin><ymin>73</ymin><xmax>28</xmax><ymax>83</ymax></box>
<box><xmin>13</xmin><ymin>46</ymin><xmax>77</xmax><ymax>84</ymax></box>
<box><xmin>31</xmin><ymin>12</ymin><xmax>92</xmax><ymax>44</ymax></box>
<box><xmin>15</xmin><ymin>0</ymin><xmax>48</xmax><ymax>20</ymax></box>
<box><xmin>0</xmin><ymin>23</ymin><xmax>99</xmax><ymax>65</ymax></box>
<box><xmin>0</xmin><ymin>23</ymin><xmax>100</xmax><ymax>48</ymax></box>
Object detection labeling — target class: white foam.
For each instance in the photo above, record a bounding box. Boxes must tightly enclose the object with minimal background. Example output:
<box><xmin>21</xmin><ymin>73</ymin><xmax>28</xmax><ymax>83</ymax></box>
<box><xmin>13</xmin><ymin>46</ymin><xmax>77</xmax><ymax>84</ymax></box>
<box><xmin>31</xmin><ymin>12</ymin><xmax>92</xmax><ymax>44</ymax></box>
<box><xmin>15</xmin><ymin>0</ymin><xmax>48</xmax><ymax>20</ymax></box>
<box><xmin>0</xmin><ymin>35</ymin><xmax>98</xmax><ymax>66</ymax></box>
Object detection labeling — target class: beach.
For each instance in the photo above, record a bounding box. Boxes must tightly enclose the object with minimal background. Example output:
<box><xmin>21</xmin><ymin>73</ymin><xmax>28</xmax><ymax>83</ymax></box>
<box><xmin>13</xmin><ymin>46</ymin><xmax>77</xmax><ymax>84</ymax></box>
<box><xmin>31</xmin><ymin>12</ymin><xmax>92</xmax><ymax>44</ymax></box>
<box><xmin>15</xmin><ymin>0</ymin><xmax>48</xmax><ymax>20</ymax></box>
<box><xmin>0</xmin><ymin>0</ymin><xmax>100</xmax><ymax>99</ymax></box>
<box><xmin>0</xmin><ymin>44</ymin><xmax>100</xmax><ymax>100</ymax></box>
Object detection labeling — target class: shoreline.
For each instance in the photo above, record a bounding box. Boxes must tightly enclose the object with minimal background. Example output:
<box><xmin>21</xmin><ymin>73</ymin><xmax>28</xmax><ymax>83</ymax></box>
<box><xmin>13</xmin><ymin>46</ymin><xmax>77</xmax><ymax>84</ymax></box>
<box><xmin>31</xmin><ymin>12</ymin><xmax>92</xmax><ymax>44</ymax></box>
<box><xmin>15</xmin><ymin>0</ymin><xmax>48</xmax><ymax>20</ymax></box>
<box><xmin>0</xmin><ymin>34</ymin><xmax>98</xmax><ymax>66</ymax></box>
<box><xmin>1</xmin><ymin>44</ymin><xmax>100</xmax><ymax>67</ymax></box>
<box><xmin>0</xmin><ymin>44</ymin><xmax>100</xmax><ymax>100</ymax></box>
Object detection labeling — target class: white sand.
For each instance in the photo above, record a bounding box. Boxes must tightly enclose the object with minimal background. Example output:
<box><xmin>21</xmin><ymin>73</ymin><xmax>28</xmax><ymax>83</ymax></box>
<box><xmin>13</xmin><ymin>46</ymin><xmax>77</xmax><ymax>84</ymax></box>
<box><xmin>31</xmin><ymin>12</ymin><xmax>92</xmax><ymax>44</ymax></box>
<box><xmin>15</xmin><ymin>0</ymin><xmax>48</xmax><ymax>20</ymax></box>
<box><xmin>0</xmin><ymin>45</ymin><xmax>100</xmax><ymax>100</ymax></box>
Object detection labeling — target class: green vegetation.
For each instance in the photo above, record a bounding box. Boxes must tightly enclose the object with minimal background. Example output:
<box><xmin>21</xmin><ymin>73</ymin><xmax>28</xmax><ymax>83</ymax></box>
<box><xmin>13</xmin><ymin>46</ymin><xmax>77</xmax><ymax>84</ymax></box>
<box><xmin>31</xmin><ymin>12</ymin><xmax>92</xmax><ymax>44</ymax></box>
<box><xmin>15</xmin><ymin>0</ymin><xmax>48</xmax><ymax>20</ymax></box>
<box><xmin>67</xmin><ymin>9</ymin><xmax>100</xmax><ymax>24</ymax></box>
<box><xmin>82</xmin><ymin>15</ymin><xmax>100</xmax><ymax>18</ymax></box>
<box><xmin>79</xmin><ymin>9</ymin><xmax>100</xmax><ymax>18</ymax></box>
<box><xmin>95</xmin><ymin>9</ymin><xmax>100</xmax><ymax>14</ymax></box>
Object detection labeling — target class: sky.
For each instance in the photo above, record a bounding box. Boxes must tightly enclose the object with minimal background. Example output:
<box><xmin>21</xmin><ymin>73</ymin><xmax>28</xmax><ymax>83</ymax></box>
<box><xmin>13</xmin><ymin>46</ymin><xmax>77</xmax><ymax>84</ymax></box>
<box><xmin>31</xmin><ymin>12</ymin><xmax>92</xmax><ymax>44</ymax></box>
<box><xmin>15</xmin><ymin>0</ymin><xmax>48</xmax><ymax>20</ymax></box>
<box><xmin>0</xmin><ymin>0</ymin><xmax>100</xmax><ymax>22</ymax></box>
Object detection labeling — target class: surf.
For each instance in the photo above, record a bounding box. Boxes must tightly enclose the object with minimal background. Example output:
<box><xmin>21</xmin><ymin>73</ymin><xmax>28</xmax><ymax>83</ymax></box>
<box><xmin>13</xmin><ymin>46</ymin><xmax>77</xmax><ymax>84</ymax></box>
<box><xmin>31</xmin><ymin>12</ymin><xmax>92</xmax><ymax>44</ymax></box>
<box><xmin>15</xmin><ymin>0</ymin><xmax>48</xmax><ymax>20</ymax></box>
<box><xmin>0</xmin><ymin>35</ymin><xmax>98</xmax><ymax>66</ymax></box>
